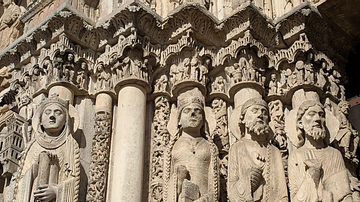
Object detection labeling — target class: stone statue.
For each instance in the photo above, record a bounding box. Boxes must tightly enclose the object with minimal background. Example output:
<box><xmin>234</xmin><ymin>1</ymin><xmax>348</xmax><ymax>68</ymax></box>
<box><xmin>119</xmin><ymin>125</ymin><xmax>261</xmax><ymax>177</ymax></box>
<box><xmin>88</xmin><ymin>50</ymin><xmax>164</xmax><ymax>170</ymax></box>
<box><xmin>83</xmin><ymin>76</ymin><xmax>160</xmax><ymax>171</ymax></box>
<box><xmin>334</xmin><ymin>101</ymin><xmax>359</xmax><ymax>163</ymax></box>
<box><xmin>288</xmin><ymin>100</ymin><xmax>353</xmax><ymax>202</ymax></box>
<box><xmin>228</xmin><ymin>98</ymin><xmax>288</xmax><ymax>202</ymax></box>
<box><xmin>76</xmin><ymin>61</ymin><xmax>89</xmax><ymax>90</ymax></box>
<box><xmin>304</xmin><ymin>53</ymin><xmax>314</xmax><ymax>85</ymax></box>
<box><xmin>154</xmin><ymin>75</ymin><xmax>168</xmax><ymax>92</ymax></box>
<box><xmin>268</xmin><ymin>73</ymin><xmax>278</xmax><ymax>95</ymax></box>
<box><xmin>225</xmin><ymin>63</ymin><xmax>242</xmax><ymax>85</ymax></box>
<box><xmin>294</xmin><ymin>60</ymin><xmax>304</xmax><ymax>85</ymax></box>
<box><xmin>166</xmin><ymin>88</ymin><xmax>219</xmax><ymax>202</ymax></box>
<box><xmin>211</xmin><ymin>76</ymin><xmax>225</xmax><ymax>93</ymax></box>
<box><xmin>0</xmin><ymin>0</ymin><xmax>23</xmax><ymax>51</ymax></box>
<box><xmin>95</xmin><ymin>64</ymin><xmax>112</xmax><ymax>90</ymax></box>
<box><xmin>14</xmin><ymin>94</ymin><xmax>80</xmax><ymax>202</ymax></box>
<box><xmin>316</xmin><ymin>61</ymin><xmax>329</xmax><ymax>90</ymax></box>
<box><xmin>63</xmin><ymin>53</ymin><xmax>75</xmax><ymax>83</ymax></box>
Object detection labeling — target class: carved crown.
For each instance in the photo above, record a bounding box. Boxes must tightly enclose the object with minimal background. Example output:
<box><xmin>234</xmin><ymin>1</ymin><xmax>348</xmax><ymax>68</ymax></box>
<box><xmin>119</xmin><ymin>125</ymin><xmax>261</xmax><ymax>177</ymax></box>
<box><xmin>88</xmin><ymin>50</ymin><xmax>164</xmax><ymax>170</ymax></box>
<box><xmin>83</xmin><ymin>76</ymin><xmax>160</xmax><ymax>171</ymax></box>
<box><xmin>41</xmin><ymin>94</ymin><xmax>70</xmax><ymax>110</ymax></box>
<box><xmin>177</xmin><ymin>87</ymin><xmax>204</xmax><ymax>110</ymax></box>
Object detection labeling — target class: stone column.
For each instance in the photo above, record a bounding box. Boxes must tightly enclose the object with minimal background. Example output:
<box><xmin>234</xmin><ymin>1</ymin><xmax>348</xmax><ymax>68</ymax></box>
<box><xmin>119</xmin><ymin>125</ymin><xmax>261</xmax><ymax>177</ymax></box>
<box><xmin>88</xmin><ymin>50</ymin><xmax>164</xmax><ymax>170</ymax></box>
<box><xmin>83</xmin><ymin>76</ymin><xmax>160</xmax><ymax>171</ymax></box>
<box><xmin>87</xmin><ymin>93</ymin><xmax>113</xmax><ymax>202</ymax></box>
<box><xmin>108</xmin><ymin>84</ymin><xmax>147</xmax><ymax>202</ymax></box>
<box><xmin>48</xmin><ymin>85</ymin><xmax>74</xmax><ymax>104</ymax></box>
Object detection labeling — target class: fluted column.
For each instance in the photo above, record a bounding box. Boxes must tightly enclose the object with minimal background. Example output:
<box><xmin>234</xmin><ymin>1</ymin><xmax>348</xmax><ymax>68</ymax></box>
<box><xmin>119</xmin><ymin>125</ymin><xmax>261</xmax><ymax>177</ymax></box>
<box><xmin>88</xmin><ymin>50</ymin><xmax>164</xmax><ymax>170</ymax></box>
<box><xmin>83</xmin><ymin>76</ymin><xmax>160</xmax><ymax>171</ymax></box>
<box><xmin>108</xmin><ymin>84</ymin><xmax>147</xmax><ymax>202</ymax></box>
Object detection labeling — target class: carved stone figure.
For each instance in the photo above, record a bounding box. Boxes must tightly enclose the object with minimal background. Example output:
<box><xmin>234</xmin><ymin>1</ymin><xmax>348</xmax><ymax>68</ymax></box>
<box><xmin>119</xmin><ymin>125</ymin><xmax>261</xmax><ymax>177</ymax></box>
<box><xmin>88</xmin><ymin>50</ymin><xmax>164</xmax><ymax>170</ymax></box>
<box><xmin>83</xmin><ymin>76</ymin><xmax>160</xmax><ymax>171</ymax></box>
<box><xmin>63</xmin><ymin>53</ymin><xmax>75</xmax><ymax>83</ymax></box>
<box><xmin>304</xmin><ymin>53</ymin><xmax>314</xmax><ymax>85</ymax></box>
<box><xmin>228</xmin><ymin>98</ymin><xmax>288</xmax><ymax>202</ymax></box>
<box><xmin>95</xmin><ymin>64</ymin><xmax>112</xmax><ymax>91</ymax></box>
<box><xmin>268</xmin><ymin>73</ymin><xmax>278</xmax><ymax>95</ymax></box>
<box><xmin>76</xmin><ymin>61</ymin><xmax>89</xmax><ymax>90</ymax></box>
<box><xmin>154</xmin><ymin>75</ymin><xmax>168</xmax><ymax>92</ymax></box>
<box><xmin>0</xmin><ymin>0</ymin><xmax>23</xmax><ymax>51</ymax></box>
<box><xmin>294</xmin><ymin>60</ymin><xmax>304</xmax><ymax>85</ymax></box>
<box><xmin>53</xmin><ymin>56</ymin><xmax>63</xmax><ymax>82</ymax></box>
<box><xmin>334</xmin><ymin>101</ymin><xmax>359</xmax><ymax>163</ymax></box>
<box><xmin>14</xmin><ymin>94</ymin><xmax>80</xmax><ymax>202</ymax></box>
<box><xmin>165</xmin><ymin>88</ymin><xmax>219</xmax><ymax>202</ymax></box>
<box><xmin>288</xmin><ymin>100</ymin><xmax>353</xmax><ymax>202</ymax></box>
<box><xmin>316</xmin><ymin>61</ymin><xmax>329</xmax><ymax>90</ymax></box>
<box><xmin>225</xmin><ymin>63</ymin><xmax>242</xmax><ymax>85</ymax></box>
<box><xmin>211</xmin><ymin>76</ymin><xmax>225</xmax><ymax>93</ymax></box>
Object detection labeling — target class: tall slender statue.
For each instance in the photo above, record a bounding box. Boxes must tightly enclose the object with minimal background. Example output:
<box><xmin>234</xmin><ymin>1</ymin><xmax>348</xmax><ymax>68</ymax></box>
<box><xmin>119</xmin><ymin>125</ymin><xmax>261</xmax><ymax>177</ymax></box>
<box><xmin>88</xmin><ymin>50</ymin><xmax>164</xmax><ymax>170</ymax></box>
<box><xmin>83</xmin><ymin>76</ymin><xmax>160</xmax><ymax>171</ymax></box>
<box><xmin>165</xmin><ymin>88</ymin><xmax>219</xmax><ymax>202</ymax></box>
<box><xmin>14</xmin><ymin>94</ymin><xmax>80</xmax><ymax>202</ymax></box>
<box><xmin>228</xmin><ymin>98</ymin><xmax>288</xmax><ymax>202</ymax></box>
<box><xmin>288</xmin><ymin>100</ymin><xmax>352</xmax><ymax>202</ymax></box>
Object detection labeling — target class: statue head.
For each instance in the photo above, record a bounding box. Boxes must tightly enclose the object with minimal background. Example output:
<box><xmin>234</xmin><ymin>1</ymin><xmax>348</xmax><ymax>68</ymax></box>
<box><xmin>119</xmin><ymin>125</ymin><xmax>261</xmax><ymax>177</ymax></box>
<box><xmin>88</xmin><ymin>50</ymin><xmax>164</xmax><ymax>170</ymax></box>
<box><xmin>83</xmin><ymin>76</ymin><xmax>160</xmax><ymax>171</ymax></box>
<box><xmin>81</xmin><ymin>62</ymin><xmax>87</xmax><ymax>70</ymax></box>
<box><xmin>239</xmin><ymin>98</ymin><xmax>270</xmax><ymax>138</ymax></box>
<box><xmin>177</xmin><ymin>88</ymin><xmax>210</xmax><ymax>139</ymax></box>
<box><xmin>296</xmin><ymin>100</ymin><xmax>326</xmax><ymax>147</ymax></box>
<box><xmin>67</xmin><ymin>53</ymin><xmax>74</xmax><ymax>62</ymax></box>
<box><xmin>3</xmin><ymin>0</ymin><xmax>12</xmax><ymax>7</ymax></box>
<box><xmin>338</xmin><ymin>101</ymin><xmax>350</xmax><ymax>115</ymax></box>
<box><xmin>34</xmin><ymin>94</ymin><xmax>71</xmax><ymax>149</ymax></box>
<box><xmin>271</xmin><ymin>73</ymin><xmax>277</xmax><ymax>81</ymax></box>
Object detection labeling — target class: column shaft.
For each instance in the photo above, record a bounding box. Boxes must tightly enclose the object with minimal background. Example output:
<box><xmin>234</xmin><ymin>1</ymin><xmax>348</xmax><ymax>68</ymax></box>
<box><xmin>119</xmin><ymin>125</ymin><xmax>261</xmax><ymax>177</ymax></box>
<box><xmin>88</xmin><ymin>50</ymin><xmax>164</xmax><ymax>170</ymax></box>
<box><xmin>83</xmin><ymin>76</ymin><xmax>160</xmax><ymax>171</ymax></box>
<box><xmin>109</xmin><ymin>84</ymin><xmax>147</xmax><ymax>202</ymax></box>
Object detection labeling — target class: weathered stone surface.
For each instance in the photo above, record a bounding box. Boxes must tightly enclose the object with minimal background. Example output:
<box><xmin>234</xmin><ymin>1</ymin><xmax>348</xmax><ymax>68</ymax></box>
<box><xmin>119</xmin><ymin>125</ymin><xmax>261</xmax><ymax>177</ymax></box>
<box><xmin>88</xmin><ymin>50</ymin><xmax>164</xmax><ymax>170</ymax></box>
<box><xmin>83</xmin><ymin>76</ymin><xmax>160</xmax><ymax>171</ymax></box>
<box><xmin>0</xmin><ymin>0</ymin><xmax>356</xmax><ymax>201</ymax></box>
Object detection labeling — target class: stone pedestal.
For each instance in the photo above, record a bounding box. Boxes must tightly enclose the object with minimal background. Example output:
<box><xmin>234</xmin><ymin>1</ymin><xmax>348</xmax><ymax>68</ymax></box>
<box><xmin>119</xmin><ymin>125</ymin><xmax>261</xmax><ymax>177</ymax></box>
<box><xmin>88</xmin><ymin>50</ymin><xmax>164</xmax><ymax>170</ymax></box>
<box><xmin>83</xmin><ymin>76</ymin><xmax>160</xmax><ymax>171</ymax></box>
<box><xmin>108</xmin><ymin>84</ymin><xmax>147</xmax><ymax>202</ymax></box>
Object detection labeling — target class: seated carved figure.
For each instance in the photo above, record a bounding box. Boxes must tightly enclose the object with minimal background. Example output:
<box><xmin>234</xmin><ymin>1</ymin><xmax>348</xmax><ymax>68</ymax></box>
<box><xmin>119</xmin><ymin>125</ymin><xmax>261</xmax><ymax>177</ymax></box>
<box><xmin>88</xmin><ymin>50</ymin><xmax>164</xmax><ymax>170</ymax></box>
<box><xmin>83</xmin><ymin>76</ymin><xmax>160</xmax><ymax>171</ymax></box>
<box><xmin>288</xmin><ymin>100</ymin><xmax>353</xmax><ymax>202</ymax></box>
<box><xmin>14</xmin><ymin>94</ymin><xmax>80</xmax><ymax>202</ymax></box>
<box><xmin>165</xmin><ymin>88</ymin><xmax>219</xmax><ymax>202</ymax></box>
<box><xmin>228</xmin><ymin>98</ymin><xmax>288</xmax><ymax>202</ymax></box>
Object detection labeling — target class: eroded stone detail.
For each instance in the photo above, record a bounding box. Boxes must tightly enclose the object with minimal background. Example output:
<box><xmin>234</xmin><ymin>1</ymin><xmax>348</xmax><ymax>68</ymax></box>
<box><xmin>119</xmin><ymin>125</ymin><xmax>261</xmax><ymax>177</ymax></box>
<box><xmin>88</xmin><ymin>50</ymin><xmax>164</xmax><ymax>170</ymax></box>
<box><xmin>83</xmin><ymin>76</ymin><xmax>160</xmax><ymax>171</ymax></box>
<box><xmin>164</xmin><ymin>88</ymin><xmax>219</xmax><ymax>202</ymax></box>
<box><xmin>87</xmin><ymin>111</ymin><xmax>112</xmax><ymax>202</ymax></box>
<box><xmin>288</xmin><ymin>101</ymin><xmax>353</xmax><ymax>202</ymax></box>
<box><xmin>149</xmin><ymin>96</ymin><xmax>171</xmax><ymax>202</ymax></box>
<box><xmin>13</xmin><ymin>94</ymin><xmax>80</xmax><ymax>202</ymax></box>
<box><xmin>228</xmin><ymin>98</ymin><xmax>288</xmax><ymax>202</ymax></box>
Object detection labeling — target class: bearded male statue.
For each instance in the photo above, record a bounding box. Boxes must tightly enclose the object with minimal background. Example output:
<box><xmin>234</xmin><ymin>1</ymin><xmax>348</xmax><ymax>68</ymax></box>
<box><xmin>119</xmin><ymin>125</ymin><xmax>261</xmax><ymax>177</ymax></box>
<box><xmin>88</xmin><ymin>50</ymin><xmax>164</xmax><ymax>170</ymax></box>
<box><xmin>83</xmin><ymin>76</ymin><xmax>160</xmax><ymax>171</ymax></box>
<box><xmin>228</xmin><ymin>98</ymin><xmax>288</xmax><ymax>202</ymax></box>
<box><xmin>14</xmin><ymin>94</ymin><xmax>80</xmax><ymax>202</ymax></box>
<box><xmin>288</xmin><ymin>100</ymin><xmax>353</xmax><ymax>202</ymax></box>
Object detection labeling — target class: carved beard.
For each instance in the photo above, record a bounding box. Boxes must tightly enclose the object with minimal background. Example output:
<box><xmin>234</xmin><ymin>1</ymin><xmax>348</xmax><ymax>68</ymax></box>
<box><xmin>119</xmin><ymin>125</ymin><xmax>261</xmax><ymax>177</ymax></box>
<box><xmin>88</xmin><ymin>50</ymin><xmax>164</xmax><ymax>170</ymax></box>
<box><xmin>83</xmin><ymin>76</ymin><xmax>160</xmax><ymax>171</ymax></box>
<box><xmin>306</xmin><ymin>127</ymin><xmax>326</xmax><ymax>140</ymax></box>
<box><xmin>247</xmin><ymin>121</ymin><xmax>271</xmax><ymax>136</ymax></box>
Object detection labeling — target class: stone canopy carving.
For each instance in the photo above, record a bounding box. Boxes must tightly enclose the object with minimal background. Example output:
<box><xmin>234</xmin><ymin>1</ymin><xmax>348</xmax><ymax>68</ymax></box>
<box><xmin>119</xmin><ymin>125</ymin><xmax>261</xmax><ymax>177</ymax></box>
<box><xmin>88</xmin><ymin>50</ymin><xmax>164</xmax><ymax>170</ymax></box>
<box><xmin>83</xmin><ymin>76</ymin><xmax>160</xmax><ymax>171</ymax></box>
<box><xmin>0</xmin><ymin>0</ymin><xmax>357</xmax><ymax>202</ymax></box>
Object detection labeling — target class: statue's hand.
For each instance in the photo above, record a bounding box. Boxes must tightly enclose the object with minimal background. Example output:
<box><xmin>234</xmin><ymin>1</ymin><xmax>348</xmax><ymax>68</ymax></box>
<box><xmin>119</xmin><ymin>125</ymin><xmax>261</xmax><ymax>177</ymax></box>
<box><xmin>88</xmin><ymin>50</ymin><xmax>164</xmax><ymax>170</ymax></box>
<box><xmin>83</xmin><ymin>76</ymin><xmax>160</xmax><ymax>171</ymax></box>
<box><xmin>34</xmin><ymin>185</ymin><xmax>56</xmax><ymax>202</ymax></box>
<box><xmin>303</xmin><ymin>150</ymin><xmax>322</xmax><ymax>187</ymax></box>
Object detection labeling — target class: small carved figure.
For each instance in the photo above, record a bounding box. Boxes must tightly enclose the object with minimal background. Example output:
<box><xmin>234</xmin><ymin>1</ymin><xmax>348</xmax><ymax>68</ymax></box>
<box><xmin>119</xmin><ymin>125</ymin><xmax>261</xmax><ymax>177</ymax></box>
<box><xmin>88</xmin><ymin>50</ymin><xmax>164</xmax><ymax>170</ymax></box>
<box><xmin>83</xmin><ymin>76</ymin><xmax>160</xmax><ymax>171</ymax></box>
<box><xmin>53</xmin><ymin>56</ymin><xmax>63</xmax><ymax>81</ymax></box>
<box><xmin>190</xmin><ymin>57</ymin><xmax>200</xmax><ymax>81</ymax></box>
<box><xmin>211</xmin><ymin>76</ymin><xmax>225</xmax><ymax>93</ymax></box>
<box><xmin>199</xmin><ymin>58</ymin><xmax>209</xmax><ymax>84</ymax></box>
<box><xmin>166</xmin><ymin>88</ymin><xmax>219</xmax><ymax>202</ymax></box>
<box><xmin>154</xmin><ymin>75</ymin><xmax>168</xmax><ymax>92</ymax></box>
<box><xmin>228</xmin><ymin>98</ymin><xmax>288</xmax><ymax>202</ymax></box>
<box><xmin>334</xmin><ymin>101</ymin><xmax>359</xmax><ymax>163</ymax></box>
<box><xmin>268</xmin><ymin>73</ymin><xmax>278</xmax><ymax>95</ymax></box>
<box><xmin>63</xmin><ymin>53</ymin><xmax>75</xmax><ymax>83</ymax></box>
<box><xmin>294</xmin><ymin>60</ymin><xmax>304</xmax><ymax>85</ymax></box>
<box><xmin>0</xmin><ymin>0</ymin><xmax>22</xmax><ymax>51</ymax></box>
<box><xmin>304</xmin><ymin>53</ymin><xmax>314</xmax><ymax>85</ymax></box>
<box><xmin>327</xmin><ymin>70</ymin><xmax>340</xmax><ymax>97</ymax></box>
<box><xmin>316</xmin><ymin>61</ymin><xmax>329</xmax><ymax>90</ymax></box>
<box><xmin>225</xmin><ymin>63</ymin><xmax>242</xmax><ymax>85</ymax></box>
<box><xmin>14</xmin><ymin>94</ymin><xmax>80</xmax><ymax>202</ymax></box>
<box><xmin>96</xmin><ymin>64</ymin><xmax>112</xmax><ymax>90</ymax></box>
<box><xmin>288</xmin><ymin>100</ymin><xmax>353</xmax><ymax>202</ymax></box>
<box><xmin>170</xmin><ymin>64</ymin><xmax>179</xmax><ymax>85</ymax></box>
<box><xmin>76</xmin><ymin>61</ymin><xmax>89</xmax><ymax>90</ymax></box>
